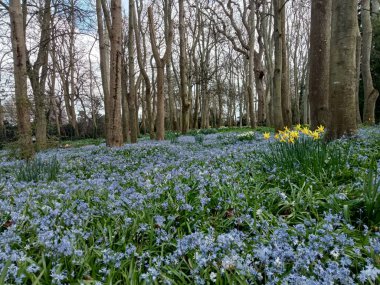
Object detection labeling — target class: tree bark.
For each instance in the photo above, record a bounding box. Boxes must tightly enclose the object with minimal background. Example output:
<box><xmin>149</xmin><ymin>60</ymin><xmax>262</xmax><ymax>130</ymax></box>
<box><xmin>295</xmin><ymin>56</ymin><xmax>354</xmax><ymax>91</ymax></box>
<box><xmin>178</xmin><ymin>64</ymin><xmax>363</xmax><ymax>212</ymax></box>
<box><xmin>96</xmin><ymin>0</ymin><xmax>111</xmax><ymax>142</ymax></box>
<box><xmin>309</xmin><ymin>0</ymin><xmax>332</xmax><ymax>129</ymax></box>
<box><xmin>327</xmin><ymin>0</ymin><xmax>358</xmax><ymax>139</ymax></box>
<box><xmin>273</xmin><ymin>0</ymin><xmax>284</xmax><ymax>131</ymax></box>
<box><xmin>107</xmin><ymin>0</ymin><xmax>123</xmax><ymax>146</ymax></box>
<box><xmin>148</xmin><ymin>3</ymin><xmax>173</xmax><ymax>140</ymax></box>
<box><xmin>179</xmin><ymin>0</ymin><xmax>190</xmax><ymax>133</ymax></box>
<box><xmin>9</xmin><ymin>0</ymin><xmax>34</xmax><ymax>158</ymax></box>
<box><xmin>26</xmin><ymin>0</ymin><xmax>51</xmax><ymax>150</ymax></box>
<box><xmin>280</xmin><ymin>1</ymin><xmax>292</xmax><ymax>127</ymax></box>
<box><xmin>128</xmin><ymin>0</ymin><xmax>138</xmax><ymax>143</ymax></box>
<box><xmin>362</xmin><ymin>0</ymin><xmax>379</xmax><ymax>124</ymax></box>
<box><xmin>133</xmin><ymin>0</ymin><xmax>153</xmax><ymax>138</ymax></box>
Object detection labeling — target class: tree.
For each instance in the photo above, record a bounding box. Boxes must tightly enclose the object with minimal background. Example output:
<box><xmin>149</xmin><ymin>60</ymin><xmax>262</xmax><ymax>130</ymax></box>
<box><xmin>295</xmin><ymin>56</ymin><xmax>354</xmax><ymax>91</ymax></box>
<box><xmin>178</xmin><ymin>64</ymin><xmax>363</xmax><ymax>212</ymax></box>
<box><xmin>273</xmin><ymin>0</ymin><xmax>284</xmax><ymax>131</ymax></box>
<box><xmin>26</xmin><ymin>0</ymin><xmax>51</xmax><ymax>150</ymax></box>
<box><xmin>148</xmin><ymin>2</ymin><xmax>173</xmax><ymax>140</ymax></box>
<box><xmin>106</xmin><ymin>0</ymin><xmax>123</xmax><ymax>146</ymax></box>
<box><xmin>3</xmin><ymin>0</ymin><xmax>34</xmax><ymax>158</ymax></box>
<box><xmin>362</xmin><ymin>0</ymin><xmax>379</xmax><ymax>124</ymax></box>
<box><xmin>128</xmin><ymin>0</ymin><xmax>138</xmax><ymax>143</ymax></box>
<box><xmin>179</xmin><ymin>0</ymin><xmax>190</xmax><ymax>133</ymax></box>
<box><xmin>309</xmin><ymin>0</ymin><xmax>332</xmax><ymax>129</ymax></box>
<box><xmin>327</xmin><ymin>0</ymin><xmax>358</xmax><ymax>139</ymax></box>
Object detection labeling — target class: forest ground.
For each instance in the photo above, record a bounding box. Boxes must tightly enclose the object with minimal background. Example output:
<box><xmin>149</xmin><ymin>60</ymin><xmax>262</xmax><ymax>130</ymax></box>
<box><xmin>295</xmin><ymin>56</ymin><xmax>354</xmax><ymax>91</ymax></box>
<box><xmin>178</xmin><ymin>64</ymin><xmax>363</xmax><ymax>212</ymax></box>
<box><xmin>0</xmin><ymin>126</ymin><xmax>380</xmax><ymax>284</ymax></box>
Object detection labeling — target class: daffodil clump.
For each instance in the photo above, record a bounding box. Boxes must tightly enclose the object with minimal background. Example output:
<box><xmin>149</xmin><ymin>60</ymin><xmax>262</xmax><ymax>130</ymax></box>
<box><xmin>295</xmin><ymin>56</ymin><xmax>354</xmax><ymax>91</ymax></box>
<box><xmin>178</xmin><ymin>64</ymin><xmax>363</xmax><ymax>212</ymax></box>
<box><xmin>237</xmin><ymin>131</ymin><xmax>255</xmax><ymax>141</ymax></box>
<box><xmin>263</xmin><ymin>124</ymin><xmax>325</xmax><ymax>143</ymax></box>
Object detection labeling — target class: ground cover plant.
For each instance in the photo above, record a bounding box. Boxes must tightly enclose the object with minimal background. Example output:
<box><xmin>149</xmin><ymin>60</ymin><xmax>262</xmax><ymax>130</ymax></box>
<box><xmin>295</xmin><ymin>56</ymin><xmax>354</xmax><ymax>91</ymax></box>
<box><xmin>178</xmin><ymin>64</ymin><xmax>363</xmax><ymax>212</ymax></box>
<box><xmin>0</xmin><ymin>127</ymin><xmax>380</xmax><ymax>284</ymax></box>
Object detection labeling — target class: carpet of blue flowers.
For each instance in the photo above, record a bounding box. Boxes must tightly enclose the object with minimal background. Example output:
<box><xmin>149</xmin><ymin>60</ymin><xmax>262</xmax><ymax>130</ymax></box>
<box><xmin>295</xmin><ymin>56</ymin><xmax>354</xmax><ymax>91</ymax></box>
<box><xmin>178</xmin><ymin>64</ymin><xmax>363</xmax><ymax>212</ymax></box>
<box><xmin>0</xmin><ymin>127</ymin><xmax>380</xmax><ymax>284</ymax></box>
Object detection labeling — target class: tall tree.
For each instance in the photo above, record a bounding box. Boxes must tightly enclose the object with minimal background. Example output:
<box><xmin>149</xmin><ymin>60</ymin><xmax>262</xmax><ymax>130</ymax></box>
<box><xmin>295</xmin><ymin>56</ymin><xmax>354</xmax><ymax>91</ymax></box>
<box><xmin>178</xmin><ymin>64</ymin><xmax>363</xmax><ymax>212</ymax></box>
<box><xmin>96</xmin><ymin>0</ymin><xmax>111</xmax><ymax>142</ymax></box>
<box><xmin>106</xmin><ymin>0</ymin><xmax>123</xmax><ymax>146</ymax></box>
<box><xmin>273</xmin><ymin>0</ymin><xmax>284</xmax><ymax>131</ymax></box>
<box><xmin>128</xmin><ymin>0</ymin><xmax>138</xmax><ymax>143</ymax></box>
<box><xmin>280</xmin><ymin>1</ymin><xmax>292</xmax><ymax>127</ymax></box>
<box><xmin>309</xmin><ymin>0</ymin><xmax>332</xmax><ymax>129</ymax></box>
<box><xmin>327</xmin><ymin>0</ymin><xmax>358</xmax><ymax>139</ymax></box>
<box><xmin>179</xmin><ymin>0</ymin><xmax>190</xmax><ymax>133</ymax></box>
<box><xmin>26</xmin><ymin>0</ymin><xmax>51</xmax><ymax>150</ymax></box>
<box><xmin>3</xmin><ymin>0</ymin><xmax>34</xmax><ymax>158</ymax></box>
<box><xmin>134</xmin><ymin>0</ymin><xmax>153</xmax><ymax>138</ymax></box>
<box><xmin>362</xmin><ymin>0</ymin><xmax>379</xmax><ymax>124</ymax></box>
<box><xmin>148</xmin><ymin>2</ymin><xmax>173</xmax><ymax>140</ymax></box>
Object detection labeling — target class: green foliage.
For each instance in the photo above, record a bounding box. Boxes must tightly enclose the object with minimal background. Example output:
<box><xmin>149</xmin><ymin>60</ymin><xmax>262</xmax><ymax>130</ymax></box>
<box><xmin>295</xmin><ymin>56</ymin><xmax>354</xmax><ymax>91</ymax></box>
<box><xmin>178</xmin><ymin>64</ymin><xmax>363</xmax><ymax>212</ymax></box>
<box><xmin>262</xmin><ymin>138</ymin><xmax>350</xmax><ymax>183</ymax></box>
<box><xmin>194</xmin><ymin>134</ymin><xmax>204</xmax><ymax>144</ymax></box>
<box><xmin>354</xmin><ymin>159</ymin><xmax>380</xmax><ymax>226</ymax></box>
<box><xmin>16</xmin><ymin>157</ymin><xmax>60</xmax><ymax>182</ymax></box>
<box><xmin>165</xmin><ymin>131</ymin><xmax>180</xmax><ymax>143</ymax></box>
<box><xmin>60</xmin><ymin>138</ymin><xmax>105</xmax><ymax>148</ymax></box>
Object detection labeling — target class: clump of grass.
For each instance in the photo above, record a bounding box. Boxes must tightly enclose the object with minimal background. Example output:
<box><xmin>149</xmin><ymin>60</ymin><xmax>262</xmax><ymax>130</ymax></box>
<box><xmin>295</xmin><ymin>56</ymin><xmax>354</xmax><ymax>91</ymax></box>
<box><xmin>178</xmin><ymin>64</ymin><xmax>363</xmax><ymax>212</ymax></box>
<box><xmin>16</xmin><ymin>156</ymin><xmax>60</xmax><ymax>182</ymax></box>
<box><xmin>194</xmin><ymin>134</ymin><xmax>204</xmax><ymax>144</ymax></box>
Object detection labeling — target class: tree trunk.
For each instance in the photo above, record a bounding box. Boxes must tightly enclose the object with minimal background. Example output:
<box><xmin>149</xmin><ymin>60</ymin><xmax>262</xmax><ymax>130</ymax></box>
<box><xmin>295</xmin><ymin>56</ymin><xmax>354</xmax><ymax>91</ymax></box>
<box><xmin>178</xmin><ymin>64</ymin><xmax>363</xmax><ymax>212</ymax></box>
<box><xmin>148</xmin><ymin>3</ymin><xmax>173</xmax><ymax>140</ymax></box>
<box><xmin>122</xmin><ymin>62</ymin><xmax>130</xmax><ymax>142</ymax></box>
<box><xmin>328</xmin><ymin>0</ymin><xmax>358</xmax><ymax>139</ymax></box>
<box><xmin>179</xmin><ymin>0</ymin><xmax>190</xmax><ymax>133</ymax></box>
<box><xmin>9</xmin><ymin>0</ymin><xmax>34</xmax><ymax>158</ymax></box>
<box><xmin>26</xmin><ymin>0</ymin><xmax>50</xmax><ymax>150</ymax></box>
<box><xmin>107</xmin><ymin>0</ymin><xmax>123</xmax><ymax>146</ymax></box>
<box><xmin>309</xmin><ymin>0</ymin><xmax>332</xmax><ymax>129</ymax></box>
<box><xmin>355</xmin><ymin>25</ymin><xmax>362</xmax><ymax>124</ymax></box>
<box><xmin>96</xmin><ymin>0</ymin><xmax>111</xmax><ymax>142</ymax></box>
<box><xmin>248</xmin><ymin>0</ymin><xmax>256</xmax><ymax>128</ymax></box>
<box><xmin>128</xmin><ymin>0</ymin><xmax>138</xmax><ymax>143</ymax></box>
<box><xmin>69</xmin><ymin>0</ymin><xmax>79</xmax><ymax>137</ymax></box>
<box><xmin>280</xmin><ymin>1</ymin><xmax>292</xmax><ymax>127</ymax></box>
<box><xmin>273</xmin><ymin>0</ymin><xmax>284</xmax><ymax>131</ymax></box>
<box><xmin>362</xmin><ymin>0</ymin><xmax>379</xmax><ymax>124</ymax></box>
<box><xmin>133</xmin><ymin>0</ymin><xmax>152</xmax><ymax>138</ymax></box>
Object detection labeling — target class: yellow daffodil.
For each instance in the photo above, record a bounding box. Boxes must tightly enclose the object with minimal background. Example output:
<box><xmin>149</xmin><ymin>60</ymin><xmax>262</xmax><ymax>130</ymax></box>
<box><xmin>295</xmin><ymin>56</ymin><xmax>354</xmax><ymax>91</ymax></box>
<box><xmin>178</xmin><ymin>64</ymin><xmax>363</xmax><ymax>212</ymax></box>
<box><xmin>311</xmin><ymin>131</ymin><xmax>320</xmax><ymax>140</ymax></box>
<box><xmin>295</xmin><ymin>124</ymin><xmax>302</xmax><ymax>131</ymax></box>
<box><xmin>290</xmin><ymin>131</ymin><xmax>299</xmax><ymax>139</ymax></box>
<box><xmin>301</xmin><ymin>127</ymin><xmax>311</xmax><ymax>136</ymax></box>
<box><xmin>263</xmin><ymin>132</ymin><xmax>270</xmax><ymax>140</ymax></box>
<box><xmin>274</xmin><ymin>133</ymin><xmax>280</xmax><ymax>140</ymax></box>
<box><xmin>316</xmin><ymin>125</ymin><xmax>325</xmax><ymax>133</ymax></box>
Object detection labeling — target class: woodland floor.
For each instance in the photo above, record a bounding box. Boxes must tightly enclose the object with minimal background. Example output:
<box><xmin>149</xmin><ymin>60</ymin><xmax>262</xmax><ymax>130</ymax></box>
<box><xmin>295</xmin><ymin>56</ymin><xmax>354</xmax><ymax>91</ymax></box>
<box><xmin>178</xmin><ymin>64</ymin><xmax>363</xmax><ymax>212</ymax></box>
<box><xmin>0</xmin><ymin>126</ymin><xmax>380</xmax><ymax>284</ymax></box>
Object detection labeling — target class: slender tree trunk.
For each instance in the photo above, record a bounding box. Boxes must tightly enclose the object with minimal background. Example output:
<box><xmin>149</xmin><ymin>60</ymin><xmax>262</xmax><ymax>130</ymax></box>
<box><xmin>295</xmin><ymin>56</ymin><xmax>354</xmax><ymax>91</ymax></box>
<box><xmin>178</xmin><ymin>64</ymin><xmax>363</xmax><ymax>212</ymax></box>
<box><xmin>122</xmin><ymin>62</ymin><xmax>130</xmax><ymax>142</ymax></box>
<box><xmin>107</xmin><ymin>0</ymin><xmax>123</xmax><ymax>146</ymax></box>
<box><xmin>9</xmin><ymin>0</ymin><xmax>34</xmax><ymax>158</ymax></box>
<box><xmin>280</xmin><ymin>1</ymin><xmax>292</xmax><ymax>127</ymax></box>
<box><xmin>179</xmin><ymin>0</ymin><xmax>190</xmax><ymax>133</ymax></box>
<box><xmin>69</xmin><ymin>0</ymin><xmax>79</xmax><ymax>137</ymax></box>
<box><xmin>355</xmin><ymin>25</ymin><xmax>362</xmax><ymax>124</ymax></box>
<box><xmin>327</xmin><ymin>0</ymin><xmax>358</xmax><ymax>139</ymax></box>
<box><xmin>133</xmin><ymin>0</ymin><xmax>152</xmax><ymax>138</ymax></box>
<box><xmin>96</xmin><ymin>0</ymin><xmax>111</xmax><ymax>142</ymax></box>
<box><xmin>148</xmin><ymin>3</ymin><xmax>173</xmax><ymax>140</ymax></box>
<box><xmin>127</xmin><ymin>0</ymin><xmax>138</xmax><ymax>143</ymax></box>
<box><xmin>362</xmin><ymin>0</ymin><xmax>379</xmax><ymax>124</ymax></box>
<box><xmin>273</xmin><ymin>0</ymin><xmax>284</xmax><ymax>131</ymax></box>
<box><xmin>248</xmin><ymin>0</ymin><xmax>256</xmax><ymax>128</ymax></box>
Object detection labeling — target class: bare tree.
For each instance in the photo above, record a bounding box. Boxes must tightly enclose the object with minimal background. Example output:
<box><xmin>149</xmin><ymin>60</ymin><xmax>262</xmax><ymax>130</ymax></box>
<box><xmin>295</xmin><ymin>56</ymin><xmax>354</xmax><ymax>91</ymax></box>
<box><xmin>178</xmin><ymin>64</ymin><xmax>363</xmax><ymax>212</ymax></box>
<box><xmin>2</xmin><ymin>0</ymin><xmax>34</xmax><ymax>158</ymax></box>
<box><xmin>148</xmin><ymin>1</ymin><xmax>173</xmax><ymax>140</ymax></box>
